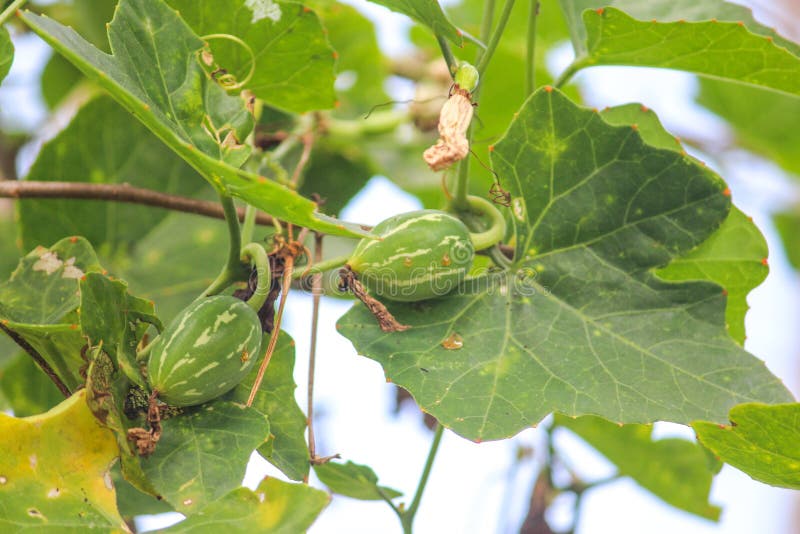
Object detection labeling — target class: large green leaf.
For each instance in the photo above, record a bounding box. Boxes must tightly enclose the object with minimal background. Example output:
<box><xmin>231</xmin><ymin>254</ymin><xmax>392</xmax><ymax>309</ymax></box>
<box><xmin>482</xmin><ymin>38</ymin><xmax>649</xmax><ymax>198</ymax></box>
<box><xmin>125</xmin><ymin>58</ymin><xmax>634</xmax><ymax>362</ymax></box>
<box><xmin>600</xmin><ymin>103</ymin><xmax>768</xmax><ymax>344</ymax></box>
<box><xmin>0</xmin><ymin>390</ymin><xmax>127</xmax><ymax>532</ymax></box>
<box><xmin>314</xmin><ymin>460</ymin><xmax>402</xmax><ymax>501</ymax></box>
<box><xmin>693</xmin><ymin>403</ymin><xmax>800</xmax><ymax>489</ymax></box>
<box><xmin>338</xmin><ymin>89</ymin><xmax>792</xmax><ymax>442</ymax></box>
<box><xmin>158</xmin><ymin>477</ymin><xmax>329</xmax><ymax>533</ymax></box>
<box><xmin>141</xmin><ymin>400</ymin><xmax>269</xmax><ymax>514</ymax></box>
<box><xmin>0</xmin><ymin>236</ymin><xmax>102</xmax><ymax>391</ymax></box>
<box><xmin>367</xmin><ymin>0</ymin><xmax>463</xmax><ymax>47</ymax></box>
<box><xmin>556</xmin><ymin>414</ymin><xmax>720</xmax><ymax>519</ymax></box>
<box><xmin>227</xmin><ymin>331</ymin><xmax>309</xmax><ymax>481</ymax></box>
<box><xmin>558</xmin><ymin>1</ymin><xmax>800</xmax><ymax>96</ymax></box>
<box><xmin>698</xmin><ymin>79</ymin><xmax>800</xmax><ymax>177</ymax></box>
<box><xmin>167</xmin><ymin>0</ymin><xmax>336</xmax><ymax>113</ymax></box>
<box><xmin>19</xmin><ymin>96</ymin><xmax>204</xmax><ymax>253</ymax></box>
<box><xmin>0</xmin><ymin>26</ymin><xmax>12</xmax><ymax>84</ymax></box>
<box><xmin>20</xmin><ymin>0</ymin><xmax>368</xmax><ymax>238</ymax></box>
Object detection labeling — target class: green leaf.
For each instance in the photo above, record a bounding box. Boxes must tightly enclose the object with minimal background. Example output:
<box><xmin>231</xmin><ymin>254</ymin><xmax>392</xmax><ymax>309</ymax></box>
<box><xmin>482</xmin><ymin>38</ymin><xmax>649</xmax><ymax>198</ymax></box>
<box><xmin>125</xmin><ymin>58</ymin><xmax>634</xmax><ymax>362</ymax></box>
<box><xmin>0</xmin><ymin>26</ymin><xmax>12</xmax><ymax>84</ymax></box>
<box><xmin>80</xmin><ymin>272</ymin><xmax>160</xmax><ymax>387</ymax></box>
<box><xmin>0</xmin><ymin>353</ymin><xmax>64</xmax><ymax>417</ymax></box>
<box><xmin>693</xmin><ymin>403</ymin><xmax>800</xmax><ymax>489</ymax></box>
<box><xmin>698</xmin><ymin>79</ymin><xmax>800</xmax><ymax>177</ymax></box>
<box><xmin>555</xmin><ymin>414</ymin><xmax>720</xmax><ymax>519</ymax></box>
<box><xmin>227</xmin><ymin>331</ymin><xmax>309</xmax><ymax>481</ymax></box>
<box><xmin>774</xmin><ymin>209</ymin><xmax>800</xmax><ymax>270</ymax></box>
<box><xmin>338</xmin><ymin>89</ymin><xmax>792</xmax><ymax>442</ymax></box>
<box><xmin>85</xmin><ymin>349</ymin><xmax>160</xmax><ymax>498</ymax></box>
<box><xmin>558</xmin><ymin>2</ymin><xmax>800</xmax><ymax>97</ymax></box>
<box><xmin>0</xmin><ymin>390</ymin><xmax>127</xmax><ymax>532</ymax></box>
<box><xmin>113</xmin><ymin>464</ymin><xmax>174</xmax><ymax>519</ymax></box>
<box><xmin>367</xmin><ymin>0</ymin><xmax>463</xmax><ymax>47</ymax></box>
<box><xmin>600</xmin><ymin>103</ymin><xmax>769</xmax><ymax>344</ymax></box>
<box><xmin>167</xmin><ymin>0</ymin><xmax>336</xmax><ymax>113</ymax></box>
<box><xmin>20</xmin><ymin>96</ymin><xmax>205</xmax><ymax>253</ymax></box>
<box><xmin>314</xmin><ymin>460</ymin><xmax>402</xmax><ymax>501</ymax></box>
<box><xmin>657</xmin><ymin>207</ymin><xmax>767</xmax><ymax>344</ymax></box>
<box><xmin>158</xmin><ymin>477</ymin><xmax>329</xmax><ymax>533</ymax></box>
<box><xmin>141</xmin><ymin>400</ymin><xmax>269</xmax><ymax>514</ymax></box>
<box><xmin>20</xmin><ymin>0</ymin><xmax>369</xmax><ymax>238</ymax></box>
<box><xmin>0</xmin><ymin>236</ymin><xmax>102</xmax><ymax>391</ymax></box>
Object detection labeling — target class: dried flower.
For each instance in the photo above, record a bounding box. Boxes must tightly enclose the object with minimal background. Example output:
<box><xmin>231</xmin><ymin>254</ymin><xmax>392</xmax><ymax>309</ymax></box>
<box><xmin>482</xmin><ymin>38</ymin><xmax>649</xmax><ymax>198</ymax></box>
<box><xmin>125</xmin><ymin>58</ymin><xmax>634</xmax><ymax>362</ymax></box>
<box><xmin>423</xmin><ymin>86</ymin><xmax>473</xmax><ymax>171</ymax></box>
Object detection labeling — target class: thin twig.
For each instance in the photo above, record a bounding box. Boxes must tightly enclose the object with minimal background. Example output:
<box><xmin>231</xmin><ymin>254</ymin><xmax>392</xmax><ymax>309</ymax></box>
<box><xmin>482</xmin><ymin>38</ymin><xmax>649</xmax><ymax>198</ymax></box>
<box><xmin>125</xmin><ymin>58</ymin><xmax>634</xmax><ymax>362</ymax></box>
<box><xmin>0</xmin><ymin>322</ymin><xmax>71</xmax><ymax>397</ymax></box>
<box><xmin>0</xmin><ymin>181</ymin><xmax>276</xmax><ymax>225</ymax></box>
<box><xmin>307</xmin><ymin>232</ymin><xmax>323</xmax><ymax>465</ymax></box>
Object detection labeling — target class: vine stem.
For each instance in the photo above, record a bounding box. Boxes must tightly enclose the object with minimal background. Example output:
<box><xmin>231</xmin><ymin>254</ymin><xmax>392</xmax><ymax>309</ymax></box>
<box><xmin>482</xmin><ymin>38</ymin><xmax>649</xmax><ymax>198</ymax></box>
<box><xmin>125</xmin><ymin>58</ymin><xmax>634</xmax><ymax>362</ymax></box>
<box><xmin>452</xmin><ymin>0</ymin><xmax>516</xmax><ymax>211</ymax></box>
<box><xmin>436</xmin><ymin>34</ymin><xmax>458</xmax><ymax>77</ymax></box>
<box><xmin>290</xmin><ymin>254</ymin><xmax>350</xmax><ymax>280</ymax></box>
<box><xmin>0</xmin><ymin>0</ymin><xmax>26</xmax><ymax>25</ymax></box>
<box><xmin>241</xmin><ymin>204</ymin><xmax>257</xmax><ymax>244</ymax></box>
<box><xmin>526</xmin><ymin>1</ymin><xmax>540</xmax><ymax>96</ymax></box>
<box><xmin>475</xmin><ymin>0</ymin><xmax>497</xmax><ymax>66</ymax></box>
<box><xmin>240</xmin><ymin>242</ymin><xmax>270</xmax><ymax>312</ymax></box>
<box><xmin>401</xmin><ymin>424</ymin><xmax>445</xmax><ymax>534</ymax></box>
<box><xmin>306</xmin><ymin>233</ymin><xmax>323</xmax><ymax>467</ymax></box>
<box><xmin>476</xmin><ymin>0</ymin><xmax>517</xmax><ymax>75</ymax></box>
<box><xmin>201</xmin><ymin>193</ymin><xmax>246</xmax><ymax>297</ymax></box>
<box><xmin>0</xmin><ymin>180</ymin><xmax>276</xmax><ymax>226</ymax></box>
<box><xmin>554</xmin><ymin>59</ymin><xmax>584</xmax><ymax>89</ymax></box>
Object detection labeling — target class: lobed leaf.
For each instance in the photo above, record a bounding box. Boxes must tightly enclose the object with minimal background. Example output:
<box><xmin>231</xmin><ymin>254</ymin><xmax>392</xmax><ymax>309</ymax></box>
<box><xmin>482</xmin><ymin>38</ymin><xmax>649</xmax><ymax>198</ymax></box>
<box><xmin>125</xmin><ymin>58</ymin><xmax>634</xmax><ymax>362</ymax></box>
<box><xmin>140</xmin><ymin>400</ymin><xmax>269</xmax><ymax>514</ymax></box>
<box><xmin>314</xmin><ymin>460</ymin><xmax>402</xmax><ymax>501</ymax></box>
<box><xmin>558</xmin><ymin>1</ymin><xmax>800</xmax><ymax>97</ymax></box>
<box><xmin>556</xmin><ymin>414</ymin><xmax>720</xmax><ymax>519</ymax></box>
<box><xmin>20</xmin><ymin>0</ymin><xmax>369</xmax><ymax>238</ymax></box>
<box><xmin>338</xmin><ymin>89</ymin><xmax>792</xmax><ymax>442</ymax></box>
<box><xmin>693</xmin><ymin>403</ymin><xmax>800</xmax><ymax>489</ymax></box>
<box><xmin>158</xmin><ymin>477</ymin><xmax>329</xmax><ymax>533</ymax></box>
<box><xmin>0</xmin><ymin>390</ymin><xmax>127</xmax><ymax>532</ymax></box>
<box><xmin>227</xmin><ymin>331</ymin><xmax>309</xmax><ymax>481</ymax></box>
<box><xmin>600</xmin><ymin>103</ymin><xmax>768</xmax><ymax>344</ymax></box>
<box><xmin>0</xmin><ymin>236</ymin><xmax>102</xmax><ymax>391</ymax></box>
<box><xmin>167</xmin><ymin>0</ymin><xmax>336</xmax><ymax>113</ymax></box>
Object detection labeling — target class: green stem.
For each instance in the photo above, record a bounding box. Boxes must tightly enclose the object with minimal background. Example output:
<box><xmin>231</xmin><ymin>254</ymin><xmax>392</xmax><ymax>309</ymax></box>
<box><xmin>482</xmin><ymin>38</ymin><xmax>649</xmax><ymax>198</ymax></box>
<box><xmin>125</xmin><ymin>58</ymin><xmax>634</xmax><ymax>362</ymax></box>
<box><xmin>526</xmin><ymin>1</ymin><xmax>540</xmax><ymax>96</ymax></box>
<box><xmin>0</xmin><ymin>0</ymin><xmax>26</xmax><ymax>25</ymax></box>
<box><xmin>436</xmin><ymin>34</ymin><xmax>458</xmax><ymax>77</ymax></box>
<box><xmin>401</xmin><ymin>424</ymin><xmax>445</xmax><ymax>534</ymax></box>
<box><xmin>290</xmin><ymin>254</ymin><xmax>350</xmax><ymax>280</ymax></box>
<box><xmin>554</xmin><ymin>59</ymin><xmax>584</xmax><ymax>89</ymax></box>
<box><xmin>476</xmin><ymin>0</ymin><xmax>517</xmax><ymax>75</ymax></box>
<box><xmin>475</xmin><ymin>0</ymin><xmax>496</xmax><ymax>65</ymax></box>
<box><xmin>462</xmin><ymin>195</ymin><xmax>507</xmax><ymax>251</ymax></box>
<box><xmin>377</xmin><ymin>487</ymin><xmax>404</xmax><ymax>522</ymax></box>
<box><xmin>241</xmin><ymin>204</ymin><xmax>257</xmax><ymax>244</ymax></box>
<box><xmin>201</xmin><ymin>193</ymin><xmax>245</xmax><ymax>297</ymax></box>
<box><xmin>240</xmin><ymin>242</ymin><xmax>270</xmax><ymax>312</ymax></box>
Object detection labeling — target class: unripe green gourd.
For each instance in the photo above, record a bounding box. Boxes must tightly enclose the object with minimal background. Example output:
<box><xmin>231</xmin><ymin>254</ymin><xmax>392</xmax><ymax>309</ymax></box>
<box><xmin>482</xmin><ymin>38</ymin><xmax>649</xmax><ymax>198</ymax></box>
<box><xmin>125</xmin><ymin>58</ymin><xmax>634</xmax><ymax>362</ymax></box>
<box><xmin>147</xmin><ymin>296</ymin><xmax>262</xmax><ymax>406</ymax></box>
<box><xmin>348</xmin><ymin>210</ymin><xmax>474</xmax><ymax>302</ymax></box>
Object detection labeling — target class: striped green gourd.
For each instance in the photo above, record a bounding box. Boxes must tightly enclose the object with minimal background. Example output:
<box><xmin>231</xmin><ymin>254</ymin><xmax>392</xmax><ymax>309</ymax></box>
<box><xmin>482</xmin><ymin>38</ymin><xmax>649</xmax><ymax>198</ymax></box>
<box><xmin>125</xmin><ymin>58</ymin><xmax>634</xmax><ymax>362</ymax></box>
<box><xmin>348</xmin><ymin>210</ymin><xmax>474</xmax><ymax>302</ymax></box>
<box><xmin>147</xmin><ymin>296</ymin><xmax>262</xmax><ymax>406</ymax></box>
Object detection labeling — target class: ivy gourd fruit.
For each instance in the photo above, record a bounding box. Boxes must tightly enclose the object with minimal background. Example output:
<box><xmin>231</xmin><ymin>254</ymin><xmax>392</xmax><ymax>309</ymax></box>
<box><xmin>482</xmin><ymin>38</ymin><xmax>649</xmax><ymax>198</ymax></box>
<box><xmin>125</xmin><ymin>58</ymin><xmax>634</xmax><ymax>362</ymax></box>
<box><xmin>146</xmin><ymin>296</ymin><xmax>262</xmax><ymax>406</ymax></box>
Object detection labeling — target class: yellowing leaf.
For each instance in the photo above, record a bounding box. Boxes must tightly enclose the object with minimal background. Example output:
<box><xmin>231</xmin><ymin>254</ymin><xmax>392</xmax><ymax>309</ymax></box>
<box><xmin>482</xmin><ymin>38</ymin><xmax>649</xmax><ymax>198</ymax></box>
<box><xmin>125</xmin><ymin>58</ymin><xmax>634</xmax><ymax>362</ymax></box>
<box><xmin>0</xmin><ymin>390</ymin><xmax>128</xmax><ymax>532</ymax></box>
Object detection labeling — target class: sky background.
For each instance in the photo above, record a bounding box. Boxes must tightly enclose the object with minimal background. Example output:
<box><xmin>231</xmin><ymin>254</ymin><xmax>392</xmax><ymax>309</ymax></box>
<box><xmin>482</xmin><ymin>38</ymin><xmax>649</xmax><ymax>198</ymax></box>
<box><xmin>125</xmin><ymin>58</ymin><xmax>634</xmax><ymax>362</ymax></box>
<box><xmin>2</xmin><ymin>0</ymin><xmax>799</xmax><ymax>532</ymax></box>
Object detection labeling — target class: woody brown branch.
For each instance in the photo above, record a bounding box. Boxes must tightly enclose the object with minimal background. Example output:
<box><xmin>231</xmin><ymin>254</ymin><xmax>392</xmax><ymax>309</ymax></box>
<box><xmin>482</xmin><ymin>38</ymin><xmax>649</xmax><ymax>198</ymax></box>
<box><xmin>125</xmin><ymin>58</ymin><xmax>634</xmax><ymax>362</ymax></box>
<box><xmin>0</xmin><ymin>181</ymin><xmax>275</xmax><ymax>226</ymax></box>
